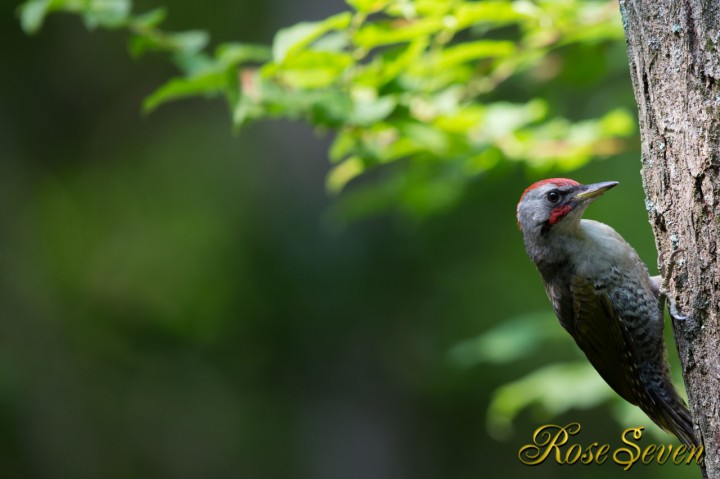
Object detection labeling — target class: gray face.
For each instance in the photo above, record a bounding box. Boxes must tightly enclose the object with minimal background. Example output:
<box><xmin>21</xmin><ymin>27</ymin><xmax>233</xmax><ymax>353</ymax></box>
<box><xmin>516</xmin><ymin>181</ymin><xmax>585</xmax><ymax>238</ymax></box>
<box><xmin>516</xmin><ymin>180</ymin><xmax>618</xmax><ymax>264</ymax></box>
<box><xmin>515</xmin><ymin>180</ymin><xmax>593</xmax><ymax>267</ymax></box>
<box><xmin>518</xmin><ymin>180</ymin><xmax>620</xmax><ymax>233</ymax></box>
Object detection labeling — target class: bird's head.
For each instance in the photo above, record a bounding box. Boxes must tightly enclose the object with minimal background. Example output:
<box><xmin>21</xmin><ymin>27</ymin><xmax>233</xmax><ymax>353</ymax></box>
<box><xmin>516</xmin><ymin>178</ymin><xmax>618</xmax><ymax>238</ymax></box>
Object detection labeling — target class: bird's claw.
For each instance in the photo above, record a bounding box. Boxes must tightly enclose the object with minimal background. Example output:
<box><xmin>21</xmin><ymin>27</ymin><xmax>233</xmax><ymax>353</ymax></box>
<box><xmin>657</xmin><ymin>289</ymin><xmax>690</xmax><ymax>321</ymax></box>
<box><xmin>667</xmin><ymin>296</ymin><xmax>690</xmax><ymax>321</ymax></box>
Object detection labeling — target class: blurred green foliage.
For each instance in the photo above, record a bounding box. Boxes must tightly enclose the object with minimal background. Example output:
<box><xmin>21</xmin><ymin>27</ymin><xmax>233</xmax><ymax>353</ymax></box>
<box><xmin>451</xmin><ymin>312</ymin><xmax>680</xmax><ymax>443</ymax></box>
<box><xmin>19</xmin><ymin>0</ymin><xmax>634</xmax><ymax>218</ymax></box>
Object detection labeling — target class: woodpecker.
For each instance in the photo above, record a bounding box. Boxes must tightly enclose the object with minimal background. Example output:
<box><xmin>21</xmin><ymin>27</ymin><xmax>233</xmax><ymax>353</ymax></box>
<box><xmin>516</xmin><ymin>178</ymin><xmax>698</xmax><ymax>447</ymax></box>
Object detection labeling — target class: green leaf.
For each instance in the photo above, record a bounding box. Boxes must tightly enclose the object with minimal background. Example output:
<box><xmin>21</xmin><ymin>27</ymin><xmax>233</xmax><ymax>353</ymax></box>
<box><xmin>347</xmin><ymin>92</ymin><xmax>396</xmax><ymax>126</ymax></box>
<box><xmin>383</xmin><ymin>1</ymin><xmax>454</xmax><ymax>19</ymax></box>
<box><xmin>273</xmin><ymin>23</ymin><xmax>320</xmax><ymax>63</ymax></box>
<box><xmin>599</xmin><ymin>108</ymin><xmax>634</xmax><ymax>136</ymax></box>
<box><xmin>561</xmin><ymin>21</ymin><xmax>624</xmax><ymax>45</ymax></box>
<box><xmin>170</xmin><ymin>30</ymin><xmax>210</xmax><ymax>55</ymax></box>
<box><xmin>329</xmin><ymin>129</ymin><xmax>357</xmax><ymax>162</ymax></box>
<box><xmin>18</xmin><ymin>0</ymin><xmax>51</xmax><ymax>34</ymax></box>
<box><xmin>433</xmin><ymin>105</ymin><xmax>485</xmax><ymax>133</ymax></box>
<box><xmin>454</xmin><ymin>1</ymin><xmax>528</xmax><ymax>30</ymax></box>
<box><xmin>481</xmin><ymin>99</ymin><xmax>548</xmax><ymax>139</ymax></box>
<box><xmin>173</xmin><ymin>51</ymin><xmax>215</xmax><ymax>76</ymax></box>
<box><xmin>354</xmin><ymin>18</ymin><xmax>442</xmax><ymax>48</ymax></box>
<box><xmin>346</xmin><ymin>0</ymin><xmax>388</xmax><ymax>14</ymax></box>
<box><xmin>399</xmin><ymin>121</ymin><xmax>448</xmax><ymax>154</ymax></box>
<box><xmin>143</xmin><ymin>71</ymin><xmax>227</xmax><ymax>113</ymax></box>
<box><xmin>274</xmin><ymin>50</ymin><xmax>354</xmax><ymax>89</ymax></box>
<box><xmin>327</xmin><ymin>156</ymin><xmax>364</xmax><ymax>194</ymax></box>
<box><xmin>83</xmin><ymin>0</ymin><xmax>131</xmax><ymax>29</ymax></box>
<box><xmin>434</xmin><ymin>40</ymin><xmax>516</xmax><ymax>68</ymax></box>
<box><xmin>131</xmin><ymin>7</ymin><xmax>167</xmax><ymax>29</ymax></box>
<box><xmin>129</xmin><ymin>34</ymin><xmax>160</xmax><ymax>57</ymax></box>
<box><xmin>311</xmin><ymin>31</ymin><xmax>350</xmax><ymax>53</ymax></box>
<box><xmin>216</xmin><ymin>43</ymin><xmax>272</xmax><ymax>67</ymax></box>
<box><xmin>486</xmin><ymin>362</ymin><xmax>613</xmax><ymax>439</ymax></box>
<box><xmin>233</xmin><ymin>94</ymin><xmax>264</xmax><ymax>127</ymax></box>
<box><xmin>254</xmin><ymin>84</ymin><xmax>354</xmax><ymax>127</ymax></box>
<box><xmin>448</xmin><ymin>312</ymin><xmax>562</xmax><ymax>367</ymax></box>
<box><xmin>353</xmin><ymin>37</ymin><xmax>428</xmax><ymax>88</ymax></box>
<box><xmin>272</xmin><ymin>12</ymin><xmax>352</xmax><ymax>64</ymax></box>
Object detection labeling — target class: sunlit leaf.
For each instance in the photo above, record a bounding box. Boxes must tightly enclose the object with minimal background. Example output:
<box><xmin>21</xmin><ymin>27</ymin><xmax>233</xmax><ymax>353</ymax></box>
<box><xmin>354</xmin><ymin>18</ymin><xmax>441</xmax><ymax>48</ymax></box>
<box><xmin>433</xmin><ymin>105</ymin><xmax>485</xmax><ymax>133</ymax></box>
<box><xmin>18</xmin><ymin>0</ymin><xmax>52</xmax><ymax>34</ymax></box>
<box><xmin>481</xmin><ymin>99</ymin><xmax>548</xmax><ymax>140</ymax></box>
<box><xmin>311</xmin><ymin>31</ymin><xmax>350</xmax><ymax>53</ymax></box>
<box><xmin>272</xmin><ymin>12</ymin><xmax>352</xmax><ymax>63</ymax></box>
<box><xmin>327</xmin><ymin>156</ymin><xmax>364</xmax><ymax>194</ymax></box>
<box><xmin>131</xmin><ymin>7</ymin><xmax>167</xmax><ymax>29</ymax></box>
<box><xmin>386</xmin><ymin>0</ymin><xmax>453</xmax><ymax>18</ymax></box>
<box><xmin>599</xmin><ymin>108</ymin><xmax>634</xmax><ymax>136</ymax></box>
<box><xmin>448</xmin><ymin>311</ymin><xmax>563</xmax><ymax>367</ymax></box>
<box><xmin>83</xmin><ymin>0</ymin><xmax>131</xmax><ymax>29</ymax></box>
<box><xmin>143</xmin><ymin>72</ymin><xmax>227</xmax><ymax>112</ymax></box>
<box><xmin>216</xmin><ymin>43</ymin><xmax>272</xmax><ymax>66</ymax></box>
<box><xmin>399</xmin><ymin>121</ymin><xmax>448</xmax><ymax>153</ymax></box>
<box><xmin>274</xmin><ymin>23</ymin><xmax>323</xmax><ymax>63</ymax></box>
<box><xmin>170</xmin><ymin>30</ymin><xmax>210</xmax><ymax>55</ymax></box>
<box><xmin>346</xmin><ymin>0</ymin><xmax>389</xmax><ymax>13</ymax></box>
<box><xmin>274</xmin><ymin>50</ymin><xmax>354</xmax><ymax>89</ymax></box>
<box><xmin>173</xmin><ymin>51</ymin><xmax>216</xmax><ymax>76</ymax></box>
<box><xmin>454</xmin><ymin>1</ymin><xmax>528</xmax><ymax>30</ymax></box>
<box><xmin>351</xmin><ymin>37</ymin><xmax>429</xmax><ymax>90</ymax></box>
<box><xmin>129</xmin><ymin>34</ymin><xmax>162</xmax><ymax>57</ymax></box>
<box><xmin>329</xmin><ymin>129</ymin><xmax>357</xmax><ymax>162</ymax></box>
<box><xmin>486</xmin><ymin>362</ymin><xmax>613</xmax><ymax>439</ymax></box>
<box><xmin>433</xmin><ymin>40</ymin><xmax>516</xmax><ymax>69</ymax></box>
<box><xmin>348</xmin><ymin>92</ymin><xmax>396</xmax><ymax>126</ymax></box>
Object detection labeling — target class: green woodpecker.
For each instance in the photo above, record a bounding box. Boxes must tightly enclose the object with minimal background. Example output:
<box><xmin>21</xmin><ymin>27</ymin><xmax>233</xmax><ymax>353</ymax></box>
<box><xmin>516</xmin><ymin>178</ymin><xmax>697</xmax><ymax>447</ymax></box>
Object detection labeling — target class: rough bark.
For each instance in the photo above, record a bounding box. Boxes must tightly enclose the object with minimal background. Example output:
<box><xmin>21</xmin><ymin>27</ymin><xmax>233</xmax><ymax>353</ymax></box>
<box><xmin>619</xmin><ymin>0</ymin><xmax>720</xmax><ymax>477</ymax></box>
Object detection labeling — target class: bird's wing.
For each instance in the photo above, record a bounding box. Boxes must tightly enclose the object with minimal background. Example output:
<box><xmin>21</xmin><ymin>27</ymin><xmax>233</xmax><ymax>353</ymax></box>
<box><xmin>568</xmin><ymin>275</ymin><xmax>644</xmax><ymax>405</ymax></box>
<box><xmin>568</xmin><ymin>275</ymin><xmax>698</xmax><ymax>447</ymax></box>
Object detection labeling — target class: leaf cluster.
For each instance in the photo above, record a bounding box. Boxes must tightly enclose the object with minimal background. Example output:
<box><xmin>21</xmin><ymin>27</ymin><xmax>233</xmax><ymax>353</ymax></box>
<box><xmin>19</xmin><ymin>0</ymin><xmax>634</xmax><ymax>218</ymax></box>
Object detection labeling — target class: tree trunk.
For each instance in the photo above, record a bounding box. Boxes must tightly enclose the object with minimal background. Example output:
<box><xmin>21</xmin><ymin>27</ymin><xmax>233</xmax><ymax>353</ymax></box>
<box><xmin>619</xmin><ymin>0</ymin><xmax>720</xmax><ymax>477</ymax></box>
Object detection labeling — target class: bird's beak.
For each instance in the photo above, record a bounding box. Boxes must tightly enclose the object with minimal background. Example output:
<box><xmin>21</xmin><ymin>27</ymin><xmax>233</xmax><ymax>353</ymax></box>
<box><xmin>572</xmin><ymin>181</ymin><xmax>619</xmax><ymax>202</ymax></box>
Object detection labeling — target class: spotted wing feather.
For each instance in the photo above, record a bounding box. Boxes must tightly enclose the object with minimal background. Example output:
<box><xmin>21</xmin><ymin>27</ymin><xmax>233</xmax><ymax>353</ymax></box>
<box><xmin>567</xmin><ymin>275</ymin><xmax>698</xmax><ymax>447</ymax></box>
<box><xmin>567</xmin><ymin>275</ymin><xmax>642</xmax><ymax>405</ymax></box>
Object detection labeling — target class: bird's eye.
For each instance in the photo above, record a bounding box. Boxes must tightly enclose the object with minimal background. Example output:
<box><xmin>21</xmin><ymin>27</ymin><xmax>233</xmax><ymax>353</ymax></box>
<box><xmin>546</xmin><ymin>190</ymin><xmax>561</xmax><ymax>204</ymax></box>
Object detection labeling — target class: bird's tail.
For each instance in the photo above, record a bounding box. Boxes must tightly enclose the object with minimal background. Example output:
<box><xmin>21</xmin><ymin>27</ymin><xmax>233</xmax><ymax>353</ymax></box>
<box><xmin>647</xmin><ymin>388</ymin><xmax>699</xmax><ymax>448</ymax></box>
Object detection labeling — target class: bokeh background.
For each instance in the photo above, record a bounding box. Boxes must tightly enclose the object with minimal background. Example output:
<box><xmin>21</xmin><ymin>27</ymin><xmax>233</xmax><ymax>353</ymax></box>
<box><xmin>1</xmin><ymin>0</ymin><xmax>701</xmax><ymax>478</ymax></box>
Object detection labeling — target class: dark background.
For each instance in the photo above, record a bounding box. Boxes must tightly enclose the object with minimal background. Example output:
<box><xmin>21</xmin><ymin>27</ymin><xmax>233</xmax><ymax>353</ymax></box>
<box><xmin>0</xmin><ymin>1</ymin><xmax>699</xmax><ymax>478</ymax></box>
